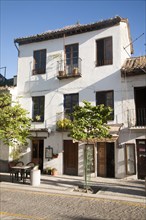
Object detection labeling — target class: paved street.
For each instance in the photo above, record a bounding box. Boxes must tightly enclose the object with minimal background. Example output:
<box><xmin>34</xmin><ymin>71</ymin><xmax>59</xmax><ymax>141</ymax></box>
<box><xmin>1</xmin><ymin>187</ymin><xmax>146</xmax><ymax>220</ymax></box>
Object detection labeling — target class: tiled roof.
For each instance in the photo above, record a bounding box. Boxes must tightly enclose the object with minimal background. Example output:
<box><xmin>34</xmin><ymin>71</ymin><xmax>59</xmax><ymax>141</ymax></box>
<box><xmin>0</xmin><ymin>74</ymin><xmax>14</xmax><ymax>87</ymax></box>
<box><xmin>121</xmin><ymin>56</ymin><xmax>146</xmax><ymax>76</ymax></box>
<box><xmin>14</xmin><ymin>16</ymin><xmax>130</xmax><ymax>46</ymax></box>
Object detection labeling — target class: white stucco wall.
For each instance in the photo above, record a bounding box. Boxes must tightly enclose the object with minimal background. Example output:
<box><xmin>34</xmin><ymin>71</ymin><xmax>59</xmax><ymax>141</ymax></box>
<box><xmin>15</xmin><ymin>21</ymin><xmax>133</xmax><ymax>176</ymax></box>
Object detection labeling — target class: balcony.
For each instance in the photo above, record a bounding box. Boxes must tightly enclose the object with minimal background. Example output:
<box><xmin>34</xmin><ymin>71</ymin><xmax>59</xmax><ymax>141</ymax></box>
<box><xmin>57</xmin><ymin>58</ymin><xmax>82</xmax><ymax>79</ymax></box>
<box><xmin>128</xmin><ymin>108</ymin><xmax>146</xmax><ymax>128</ymax></box>
<box><xmin>136</xmin><ymin>108</ymin><xmax>146</xmax><ymax>126</ymax></box>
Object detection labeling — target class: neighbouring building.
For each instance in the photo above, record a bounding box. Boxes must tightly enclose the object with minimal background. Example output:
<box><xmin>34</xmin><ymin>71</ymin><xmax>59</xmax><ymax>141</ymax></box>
<box><xmin>4</xmin><ymin>16</ymin><xmax>145</xmax><ymax>179</ymax></box>
<box><xmin>121</xmin><ymin>56</ymin><xmax>146</xmax><ymax>179</ymax></box>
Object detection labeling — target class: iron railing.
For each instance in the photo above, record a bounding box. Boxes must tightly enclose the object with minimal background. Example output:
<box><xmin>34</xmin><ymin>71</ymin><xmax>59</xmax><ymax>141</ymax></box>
<box><xmin>57</xmin><ymin>58</ymin><xmax>82</xmax><ymax>78</ymax></box>
<box><xmin>136</xmin><ymin>108</ymin><xmax>146</xmax><ymax>126</ymax></box>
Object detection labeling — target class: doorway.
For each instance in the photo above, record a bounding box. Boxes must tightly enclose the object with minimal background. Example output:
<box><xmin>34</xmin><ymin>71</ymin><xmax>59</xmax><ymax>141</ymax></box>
<box><xmin>134</xmin><ymin>87</ymin><xmax>146</xmax><ymax>126</ymax></box>
<box><xmin>97</xmin><ymin>142</ymin><xmax>115</xmax><ymax>178</ymax></box>
<box><xmin>136</xmin><ymin>139</ymin><xmax>146</xmax><ymax>179</ymax></box>
<box><xmin>63</xmin><ymin>140</ymin><xmax>78</xmax><ymax>175</ymax></box>
<box><xmin>32</xmin><ymin>139</ymin><xmax>44</xmax><ymax>171</ymax></box>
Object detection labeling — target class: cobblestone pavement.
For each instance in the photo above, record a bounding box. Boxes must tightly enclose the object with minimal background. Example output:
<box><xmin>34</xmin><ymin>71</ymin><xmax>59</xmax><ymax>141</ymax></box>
<box><xmin>1</xmin><ymin>187</ymin><xmax>146</xmax><ymax>220</ymax></box>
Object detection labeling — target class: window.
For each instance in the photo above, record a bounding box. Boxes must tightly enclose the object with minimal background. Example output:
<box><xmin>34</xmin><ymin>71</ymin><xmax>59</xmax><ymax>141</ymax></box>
<box><xmin>85</xmin><ymin>144</ymin><xmax>95</xmax><ymax>173</ymax></box>
<box><xmin>96</xmin><ymin>90</ymin><xmax>114</xmax><ymax>120</ymax></box>
<box><xmin>125</xmin><ymin>144</ymin><xmax>136</xmax><ymax>175</ymax></box>
<box><xmin>33</xmin><ymin>49</ymin><xmax>46</xmax><ymax>75</ymax></box>
<box><xmin>96</xmin><ymin>37</ymin><xmax>112</xmax><ymax>66</ymax></box>
<box><xmin>64</xmin><ymin>93</ymin><xmax>79</xmax><ymax>119</ymax></box>
<box><xmin>65</xmin><ymin>44</ymin><xmax>79</xmax><ymax>74</ymax></box>
<box><xmin>32</xmin><ymin>96</ymin><xmax>45</xmax><ymax>122</ymax></box>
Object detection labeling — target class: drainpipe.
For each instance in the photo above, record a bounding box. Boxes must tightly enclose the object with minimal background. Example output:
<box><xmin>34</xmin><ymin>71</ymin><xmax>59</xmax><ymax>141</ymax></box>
<box><xmin>14</xmin><ymin>42</ymin><xmax>20</xmax><ymax>57</ymax></box>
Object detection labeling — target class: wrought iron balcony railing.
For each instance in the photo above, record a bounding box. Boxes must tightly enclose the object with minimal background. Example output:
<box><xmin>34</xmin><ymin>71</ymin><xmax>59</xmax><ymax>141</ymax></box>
<box><xmin>127</xmin><ymin>108</ymin><xmax>146</xmax><ymax>127</ymax></box>
<box><xmin>57</xmin><ymin>58</ymin><xmax>82</xmax><ymax>79</ymax></box>
<box><xmin>136</xmin><ymin>108</ymin><xmax>146</xmax><ymax>126</ymax></box>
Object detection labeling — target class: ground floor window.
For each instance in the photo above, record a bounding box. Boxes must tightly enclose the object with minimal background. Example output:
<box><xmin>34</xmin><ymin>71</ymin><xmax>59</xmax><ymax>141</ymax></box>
<box><xmin>85</xmin><ymin>144</ymin><xmax>95</xmax><ymax>173</ymax></box>
<box><xmin>125</xmin><ymin>143</ymin><xmax>136</xmax><ymax>175</ymax></box>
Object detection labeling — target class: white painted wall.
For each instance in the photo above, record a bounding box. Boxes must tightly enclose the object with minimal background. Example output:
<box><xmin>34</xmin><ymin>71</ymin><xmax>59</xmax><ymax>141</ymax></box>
<box><xmin>16</xmin><ymin>21</ymin><xmax>133</xmax><ymax>176</ymax></box>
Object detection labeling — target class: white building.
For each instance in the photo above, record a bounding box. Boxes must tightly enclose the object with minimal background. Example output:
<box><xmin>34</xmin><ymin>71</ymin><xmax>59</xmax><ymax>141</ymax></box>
<box><xmin>121</xmin><ymin>56</ymin><xmax>146</xmax><ymax>179</ymax></box>
<box><xmin>13</xmin><ymin>16</ymin><xmax>146</xmax><ymax>179</ymax></box>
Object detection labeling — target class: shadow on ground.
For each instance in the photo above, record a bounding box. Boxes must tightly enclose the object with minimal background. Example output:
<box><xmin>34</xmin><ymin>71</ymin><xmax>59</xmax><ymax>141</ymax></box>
<box><xmin>1</xmin><ymin>172</ymin><xmax>146</xmax><ymax>197</ymax></box>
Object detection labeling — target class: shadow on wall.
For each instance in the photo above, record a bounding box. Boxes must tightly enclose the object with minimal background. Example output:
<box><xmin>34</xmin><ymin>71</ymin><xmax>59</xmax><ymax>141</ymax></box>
<box><xmin>0</xmin><ymin>150</ymin><xmax>31</xmax><ymax>173</ymax></box>
<box><xmin>0</xmin><ymin>160</ymin><xmax>9</xmax><ymax>172</ymax></box>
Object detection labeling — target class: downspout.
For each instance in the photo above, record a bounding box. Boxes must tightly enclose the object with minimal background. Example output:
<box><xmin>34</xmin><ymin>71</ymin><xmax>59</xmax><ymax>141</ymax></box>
<box><xmin>14</xmin><ymin>42</ymin><xmax>20</xmax><ymax>86</ymax></box>
<box><xmin>14</xmin><ymin>42</ymin><xmax>20</xmax><ymax>57</ymax></box>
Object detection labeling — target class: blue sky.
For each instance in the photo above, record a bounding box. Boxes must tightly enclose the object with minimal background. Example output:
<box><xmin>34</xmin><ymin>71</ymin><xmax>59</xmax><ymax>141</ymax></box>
<box><xmin>1</xmin><ymin>0</ymin><xmax>146</xmax><ymax>79</ymax></box>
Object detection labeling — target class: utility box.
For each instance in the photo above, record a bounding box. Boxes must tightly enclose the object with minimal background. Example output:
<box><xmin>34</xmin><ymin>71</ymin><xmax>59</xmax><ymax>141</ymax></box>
<box><xmin>30</xmin><ymin>169</ymin><xmax>40</xmax><ymax>186</ymax></box>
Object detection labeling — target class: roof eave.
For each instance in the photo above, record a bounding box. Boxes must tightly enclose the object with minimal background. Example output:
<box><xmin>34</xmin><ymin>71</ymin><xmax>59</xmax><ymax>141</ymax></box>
<box><xmin>14</xmin><ymin>16</ymin><xmax>125</xmax><ymax>45</ymax></box>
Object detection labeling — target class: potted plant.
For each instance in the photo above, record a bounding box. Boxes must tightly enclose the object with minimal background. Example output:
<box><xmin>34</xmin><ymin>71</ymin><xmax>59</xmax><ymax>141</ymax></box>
<box><xmin>51</xmin><ymin>168</ymin><xmax>58</xmax><ymax>176</ymax></box>
<box><xmin>59</xmin><ymin>70</ymin><xmax>65</xmax><ymax>77</ymax></box>
<box><xmin>56</xmin><ymin>118</ymin><xmax>72</xmax><ymax>131</ymax></box>
<box><xmin>73</xmin><ymin>67</ymin><xmax>79</xmax><ymax>75</ymax></box>
<box><xmin>45</xmin><ymin>167</ymin><xmax>52</xmax><ymax>175</ymax></box>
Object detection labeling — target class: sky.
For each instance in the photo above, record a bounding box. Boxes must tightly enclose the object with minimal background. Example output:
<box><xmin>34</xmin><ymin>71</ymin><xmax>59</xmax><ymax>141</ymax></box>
<box><xmin>0</xmin><ymin>0</ymin><xmax>146</xmax><ymax>79</ymax></box>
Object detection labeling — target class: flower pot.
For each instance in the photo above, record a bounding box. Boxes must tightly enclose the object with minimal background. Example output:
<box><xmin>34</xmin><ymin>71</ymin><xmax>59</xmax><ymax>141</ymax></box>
<box><xmin>51</xmin><ymin>168</ymin><xmax>58</xmax><ymax>176</ymax></box>
<box><xmin>59</xmin><ymin>70</ymin><xmax>65</xmax><ymax>77</ymax></box>
<box><xmin>73</xmin><ymin>68</ymin><xmax>78</xmax><ymax>75</ymax></box>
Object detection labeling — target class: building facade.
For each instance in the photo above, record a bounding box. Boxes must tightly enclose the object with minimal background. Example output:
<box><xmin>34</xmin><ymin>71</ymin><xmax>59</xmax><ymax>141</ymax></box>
<box><xmin>13</xmin><ymin>16</ymin><xmax>146</xmax><ymax>179</ymax></box>
<box><xmin>121</xmin><ymin>56</ymin><xmax>146</xmax><ymax>179</ymax></box>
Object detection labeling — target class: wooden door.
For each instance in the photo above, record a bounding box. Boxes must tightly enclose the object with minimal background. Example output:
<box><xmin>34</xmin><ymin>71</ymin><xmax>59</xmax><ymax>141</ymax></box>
<box><xmin>32</xmin><ymin>139</ymin><xmax>44</xmax><ymax>171</ymax></box>
<box><xmin>106</xmin><ymin>142</ymin><xmax>115</xmax><ymax>178</ymax></box>
<box><xmin>64</xmin><ymin>140</ymin><xmax>78</xmax><ymax>175</ymax></box>
<box><xmin>97</xmin><ymin>142</ymin><xmax>106</xmax><ymax>177</ymax></box>
<box><xmin>136</xmin><ymin>139</ymin><xmax>146</xmax><ymax>179</ymax></box>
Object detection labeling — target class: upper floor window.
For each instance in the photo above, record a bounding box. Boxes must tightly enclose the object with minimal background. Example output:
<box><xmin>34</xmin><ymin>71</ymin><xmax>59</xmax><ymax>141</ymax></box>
<box><xmin>32</xmin><ymin>49</ymin><xmax>46</xmax><ymax>75</ymax></box>
<box><xmin>32</xmin><ymin>96</ymin><xmax>45</xmax><ymax>122</ymax></box>
<box><xmin>65</xmin><ymin>44</ymin><xmax>79</xmax><ymax>75</ymax></box>
<box><xmin>64</xmin><ymin>93</ymin><xmax>79</xmax><ymax>119</ymax></box>
<box><xmin>96</xmin><ymin>90</ymin><xmax>114</xmax><ymax>120</ymax></box>
<box><xmin>96</xmin><ymin>37</ymin><xmax>112</xmax><ymax>66</ymax></box>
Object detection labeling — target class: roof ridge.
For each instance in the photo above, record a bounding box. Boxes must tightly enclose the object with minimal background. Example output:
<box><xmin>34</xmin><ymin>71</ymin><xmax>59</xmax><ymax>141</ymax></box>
<box><xmin>14</xmin><ymin>15</ymin><xmax>126</xmax><ymax>44</ymax></box>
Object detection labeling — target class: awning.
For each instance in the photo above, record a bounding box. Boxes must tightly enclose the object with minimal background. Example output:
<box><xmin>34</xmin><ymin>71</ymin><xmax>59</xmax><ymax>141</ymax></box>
<box><xmin>30</xmin><ymin>128</ymin><xmax>49</xmax><ymax>138</ymax></box>
<box><xmin>96</xmin><ymin>123</ymin><xmax>123</xmax><ymax>142</ymax></box>
<box><xmin>77</xmin><ymin>123</ymin><xmax>123</xmax><ymax>143</ymax></box>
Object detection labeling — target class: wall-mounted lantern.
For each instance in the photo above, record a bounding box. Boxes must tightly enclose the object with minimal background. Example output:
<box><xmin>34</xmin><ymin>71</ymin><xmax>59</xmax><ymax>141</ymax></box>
<box><xmin>45</xmin><ymin>146</ymin><xmax>53</xmax><ymax>161</ymax></box>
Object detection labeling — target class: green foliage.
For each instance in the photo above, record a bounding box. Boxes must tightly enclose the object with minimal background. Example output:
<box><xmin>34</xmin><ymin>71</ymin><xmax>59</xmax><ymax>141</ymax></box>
<box><xmin>70</xmin><ymin>100</ymin><xmax>112</xmax><ymax>142</ymax></box>
<box><xmin>0</xmin><ymin>93</ymin><xmax>31</xmax><ymax>159</ymax></box>
<box><xmin>56</xmin><ymin>118</ymin><xmax>72</xmax><ymax>130</ymax></box>
<box><xmin>69</xmin><ymin>100</ymin><xmax>112</xmax><ymax>190</ymax></box>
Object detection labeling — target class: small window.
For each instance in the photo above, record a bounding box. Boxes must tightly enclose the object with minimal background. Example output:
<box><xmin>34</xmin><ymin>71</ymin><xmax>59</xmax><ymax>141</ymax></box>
<box><xmin>85</xmin><ymin>144</ymin><xmax>95</xmax><ymax>173</ymax></box>
<box><xmin>96</xmin><ymin>37</ymin><xmax>112</xmax><ymax>66</ymax></box>
<box><xmin>96</xmin><ymin>90</ymin><xmax>114</xmax><ymax>120</ymax></box>
<box><xmin>64</xmin><ymin>93</ymin><xmax>79</xmax><ymax>119</ymax></box>
<box><xmin>125</xmin><ymin>144</ymin><xmax>136</xmax><ymax>175</ymax></box>
<box><xmin>32</xmin><ymin>96</ymin><xmax>45</xmax><ymax>122</ymax></box>
<box><xmin>33</xmin><ymin>49</ymin><xmax>46</xmax><ymax>75</ymax></box>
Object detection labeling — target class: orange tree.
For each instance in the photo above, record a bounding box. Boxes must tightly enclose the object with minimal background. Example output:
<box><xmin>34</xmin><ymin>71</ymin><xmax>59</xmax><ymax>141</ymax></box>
<box><xmin>70</xmin><ymin>101</ymin><xmax>112</xmax><ymax>190</ymax></box>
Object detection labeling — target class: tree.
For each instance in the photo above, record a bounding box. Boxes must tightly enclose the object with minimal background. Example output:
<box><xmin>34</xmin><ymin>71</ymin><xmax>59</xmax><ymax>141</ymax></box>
<box><xmin>69</xmin><ymin>101</ymin><xmax>112</xmax><ymax>190</ymax></box>
<box><xmin>0</xmin><ymin>93</ymin><xmax>31</xmax><ymax>160</ymax></box>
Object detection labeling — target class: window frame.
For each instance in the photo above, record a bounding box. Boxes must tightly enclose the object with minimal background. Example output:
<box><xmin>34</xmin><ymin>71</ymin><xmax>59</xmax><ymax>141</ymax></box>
<box><xmin>64</xmin><ymin>93</ymin><xmax>79</xmax><ymax>119</ymax></box>
<box><xmin>32</xmin><ymin>96</ymin><xmax>45</xmax><ymax>122</ymax></box>
<box><xmin>96</xmin><ymin>90</ymin><xmax>114</xmax><ymax>120</ymax></box>
<box><xmin>32</xmin><ymin>49</ymin><xmax>46</xmax><ymax>75</ymax></box>
<box><xmin>125</xmin><ymin>143</ymin><xmax>136</xmax><ymax>175</ymax></box>
<box><xmin>65</xmin><ymin>44</ymin><xmax>79</xmax><ymax>75</ymax></box>
<box><xmin>85</xmin><ymin>144</ymin><xmax>95</xmax><ymax>173</ymax></box>
<box><xmin>96</xmin><ymin>36</ymin><xmax>113</xmax><ymax>67</ymax></box>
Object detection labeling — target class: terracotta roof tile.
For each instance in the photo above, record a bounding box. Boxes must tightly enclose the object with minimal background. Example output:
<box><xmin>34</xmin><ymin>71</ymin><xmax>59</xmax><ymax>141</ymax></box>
<box><xmin>121</xmin><ymin>56</ymin><xmax>146</xmax><ymax>76</ymax></box>
<box><xmin>14</xmin><ymin>16</ymin><xmax>127</xmax><ymax>45</ymax></box>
